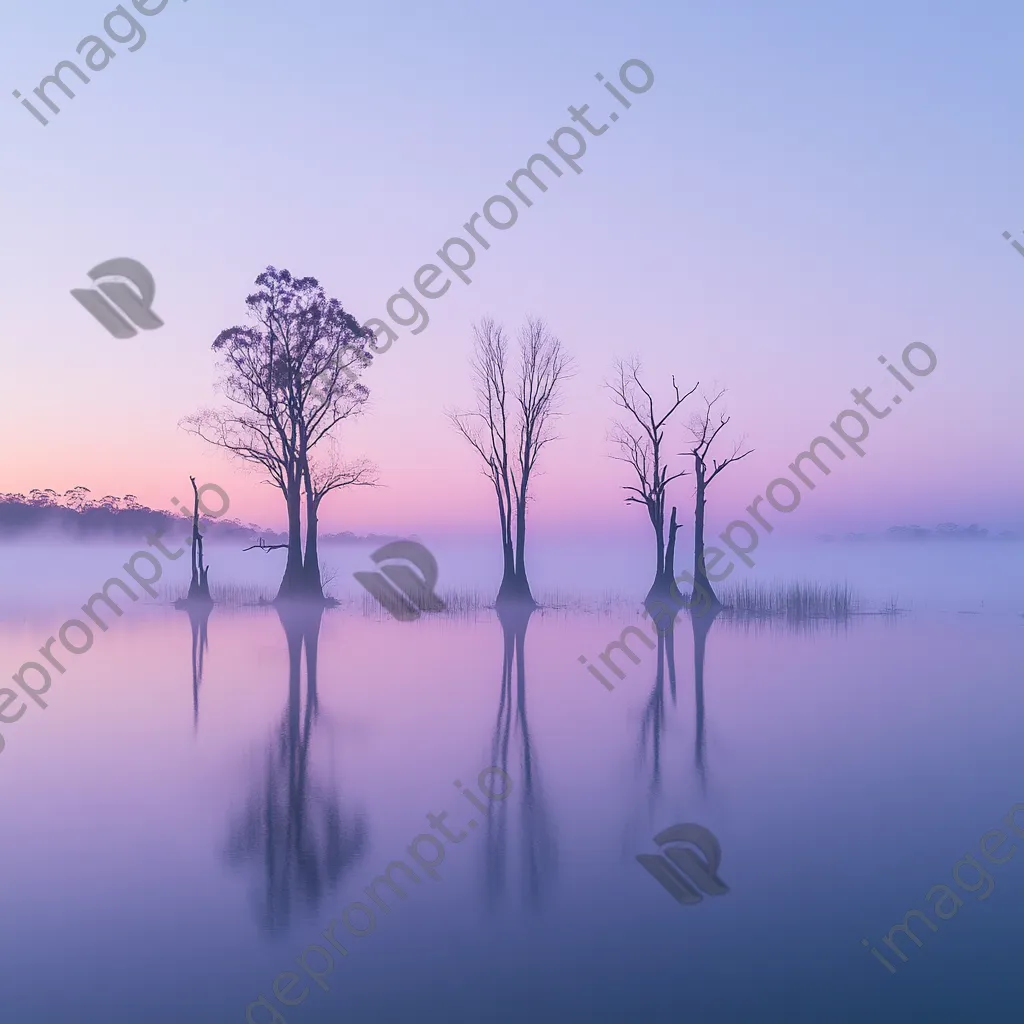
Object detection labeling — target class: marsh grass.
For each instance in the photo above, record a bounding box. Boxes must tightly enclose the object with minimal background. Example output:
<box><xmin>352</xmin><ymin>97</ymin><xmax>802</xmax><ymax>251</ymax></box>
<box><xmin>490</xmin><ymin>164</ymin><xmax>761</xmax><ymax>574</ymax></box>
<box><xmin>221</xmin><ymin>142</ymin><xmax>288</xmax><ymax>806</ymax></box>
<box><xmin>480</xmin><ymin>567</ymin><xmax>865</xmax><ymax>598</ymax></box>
<box><xmin>166</xmin><ymin>582</ymin><xmax>271</xmax><ymax>606</ymax></box>
<box><xmin>719</xmin><ymin>581</ymin><xmax>858</xmax><ymax>620</ymax></box>
<box><xmin>164</xmin><ymin>579</ymin><xmax>904</xmax><ymax>627</ymax></box>
<box><xmin>715</xmin><ymin>583</ymin><xmax>908</xmax><ymax>635</ymax></box>
<box><xmin>356</xmin><ymin>587</ymin><xmax>491</xmax><ymax>621</ymax></box>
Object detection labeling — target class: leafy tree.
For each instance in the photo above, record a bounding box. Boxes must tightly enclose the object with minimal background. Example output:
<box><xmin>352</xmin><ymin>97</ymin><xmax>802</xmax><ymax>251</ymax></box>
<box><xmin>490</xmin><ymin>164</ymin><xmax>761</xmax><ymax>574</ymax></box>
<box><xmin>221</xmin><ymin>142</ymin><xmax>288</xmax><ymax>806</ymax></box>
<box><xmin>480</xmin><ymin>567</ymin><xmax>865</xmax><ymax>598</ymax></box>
<box><xmin>183</xmin><ymin>267</ymin><xmax>376</xmax><ymax>601</ymax></box>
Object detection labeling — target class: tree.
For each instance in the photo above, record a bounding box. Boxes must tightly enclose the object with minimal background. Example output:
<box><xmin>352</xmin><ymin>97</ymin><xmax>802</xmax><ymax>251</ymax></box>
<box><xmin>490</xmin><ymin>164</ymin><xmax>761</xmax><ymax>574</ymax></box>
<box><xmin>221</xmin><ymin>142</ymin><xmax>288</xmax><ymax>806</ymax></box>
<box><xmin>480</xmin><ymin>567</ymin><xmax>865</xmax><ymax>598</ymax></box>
<box><xmin>182</xmin><ymin>267</ymin><xmax>376</xmax><ymax>602</ymax></box>
<box><xmin>300</xmin><ymin>448</ymin><xmax>376</xmax><ymax>596</ymax></box>
<box><xmin>449</xmin><ymin>317</ymin><xmax>571</xmax><ymax>606</ymax></box>
<box><xmin>685</xmin><ymin>389</ymin><xmax>753</xmax><ymax>608</ymax></box>
<box><xmin>62</xmin><ymin>486</ymin><xmax>91</xmax><ymax>511</ymax></box>
<box><xmin>608</xmin><ymin>359</ymin><xmax>698</xmax><ymax>608</ymax></box>
<box><xmin>28</xmin><ymin>488</ymin><xmax>58</xmax><ymax>507</ymax></box>
<box><xmin>185</xmin><ymin>476</ymin><xmax>212</xmax><ymax>603</ymax></box>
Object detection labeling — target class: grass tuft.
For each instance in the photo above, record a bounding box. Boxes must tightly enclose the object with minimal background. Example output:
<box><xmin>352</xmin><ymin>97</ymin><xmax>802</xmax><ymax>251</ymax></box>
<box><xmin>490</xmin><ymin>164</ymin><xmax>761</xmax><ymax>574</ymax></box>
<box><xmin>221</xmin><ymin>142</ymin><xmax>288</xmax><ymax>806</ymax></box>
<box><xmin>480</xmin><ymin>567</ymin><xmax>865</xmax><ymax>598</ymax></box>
<box><xmin>165</xmin><ymin>582</ymin><xmax>271</xmax><ymax>606</ymax></box>
<box><xmin>720</xmin><ymin>580</ymin><xmax>858</xmax><ymax>619</ymax></box>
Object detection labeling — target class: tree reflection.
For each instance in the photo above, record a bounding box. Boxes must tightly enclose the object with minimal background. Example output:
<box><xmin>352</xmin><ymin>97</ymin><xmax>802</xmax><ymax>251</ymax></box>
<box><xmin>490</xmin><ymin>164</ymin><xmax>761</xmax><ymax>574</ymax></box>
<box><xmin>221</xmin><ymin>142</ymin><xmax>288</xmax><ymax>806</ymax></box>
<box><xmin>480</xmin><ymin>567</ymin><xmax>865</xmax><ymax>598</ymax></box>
<box><xmin>484</xmin><ymin>602</ymin><xmax>558</xmax><ymax>910</ymax></box>
<box><xmin>633</xmin><ymin>599</ymin><xmax>720</xmax><ymax>811</ymax></box>
<box><xmin>225</xmin><ymin>605</ymin><xmax>367</xmax><ymax>931</ymax></box>
<box><xmin>185</xmin><ymin>602</ymin><xmax>211</xmax><ymax>730</ymax></box>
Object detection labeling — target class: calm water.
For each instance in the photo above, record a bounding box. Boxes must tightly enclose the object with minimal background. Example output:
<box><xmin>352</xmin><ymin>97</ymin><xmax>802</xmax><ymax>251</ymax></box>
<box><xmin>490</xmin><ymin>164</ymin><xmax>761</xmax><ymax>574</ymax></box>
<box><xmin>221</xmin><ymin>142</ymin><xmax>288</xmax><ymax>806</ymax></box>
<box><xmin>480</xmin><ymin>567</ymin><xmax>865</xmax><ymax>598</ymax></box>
<box><xmin>2</xmin><ymin>541</ymin><xmax>1023</xmax><ymax>1022</ymax></box>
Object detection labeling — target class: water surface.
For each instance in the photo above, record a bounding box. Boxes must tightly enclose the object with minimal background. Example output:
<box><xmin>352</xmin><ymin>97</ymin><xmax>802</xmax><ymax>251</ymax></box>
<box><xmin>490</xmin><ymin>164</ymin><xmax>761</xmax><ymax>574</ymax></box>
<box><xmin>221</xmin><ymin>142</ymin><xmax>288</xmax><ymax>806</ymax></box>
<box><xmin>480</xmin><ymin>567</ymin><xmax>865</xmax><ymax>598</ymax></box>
<box><xmin>2</xmin><ymin>579</ymin><xmax>1022</xmax><ymax>1022</ymax></box>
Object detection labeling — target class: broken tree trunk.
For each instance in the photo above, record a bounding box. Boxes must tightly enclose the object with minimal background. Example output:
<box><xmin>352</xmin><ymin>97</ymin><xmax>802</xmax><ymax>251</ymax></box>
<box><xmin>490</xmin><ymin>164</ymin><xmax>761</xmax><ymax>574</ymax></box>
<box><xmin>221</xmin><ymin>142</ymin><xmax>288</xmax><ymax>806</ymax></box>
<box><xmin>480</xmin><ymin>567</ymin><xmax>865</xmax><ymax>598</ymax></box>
<box><xmin>186</xmin><ymin>475</ymin><xmax>212</xmax><ymax>602</ymax></box>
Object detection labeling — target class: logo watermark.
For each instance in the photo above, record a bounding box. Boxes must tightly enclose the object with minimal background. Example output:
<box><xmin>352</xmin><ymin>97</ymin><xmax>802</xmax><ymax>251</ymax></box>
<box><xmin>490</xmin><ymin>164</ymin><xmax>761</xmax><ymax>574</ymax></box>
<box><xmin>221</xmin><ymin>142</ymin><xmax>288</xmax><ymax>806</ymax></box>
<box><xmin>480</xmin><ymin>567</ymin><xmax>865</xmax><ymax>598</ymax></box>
<box><xmin>353</xmin><ymin>540</ymin><xmax>446</xmax><ymax>621</ymax></box>
<box><xmin>1</xmin><ymin>481</ymin><xmax>229</xmax><ymax>757</ymax></box>
<box><xmin>580</xmin><ymin>342</ymin><xmax>939</xmax><ymax>689</ymax></box>
<box><xmin>335</xmin><ymin>57</ymin><xmax>655</xmax><ymax>382</ymax></box>
<box><xmin>861</xmin><ymin>800</ymin><xmax>1024</xmax><ymax>974</ymax></box>
<box><xmin>244</xmin><ymin>764</ymin><xmax>514</xmax><ymax>1022</ymax></box>
<box><xmin>636</xmin><ymin>823</ymin><xmax>729</xmax><ymax>905</ymax></box>
<box><xmin>71</xmin><ymin>258</ymin><xmax>164</xmax><ymax>339</ymax></box>
<box><xmin>1002</xmin><ymin>229</ymin><xmax>1024</xmax><ymax>259</ymax></box>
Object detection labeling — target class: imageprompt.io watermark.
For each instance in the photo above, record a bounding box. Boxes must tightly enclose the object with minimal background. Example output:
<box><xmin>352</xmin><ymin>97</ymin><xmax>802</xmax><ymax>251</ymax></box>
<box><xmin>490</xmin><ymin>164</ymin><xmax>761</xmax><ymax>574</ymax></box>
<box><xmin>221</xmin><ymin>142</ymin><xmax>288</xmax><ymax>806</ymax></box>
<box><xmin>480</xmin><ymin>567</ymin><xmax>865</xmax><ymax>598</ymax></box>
<box><xmin>71</xmin><ymin>258</ymin><xmax>164</xmax><ymax>339</ymax></box>
<box><xmin>333</xmin><ymin>57</ymin><xmax>656</xmax><ymax>382</ymax></box>
<box><xmin>0</xmin><ymin>481</ymin><xmax>230</xmax><ymax>756</ymax></box>
<box><xmin>12</xmin><ymin>0</ymin><xmax>193</xmax><ymax>128</ymax></box>
<box><xmin>578</xmin><ymin>341</ymin><xmax>940</xmax><ymax>690</ymax></box>
<box><xmin>244</xmin><ymin>764</ymin><xmax>514</xmax><ymax>1023</ymax></box>
<box><xmin>861</xmin><ymin>800</ymin><xmax>1024</xmax><ymax>974</ymax></box>
<box><xmin>636</xmin><ymin>823</ymin><xmax>730</xmax><ymax>906</ymax></box>
<box><xmin>354</xmin><ymin>540</ymin><xmax>447</xmax><ymax>621</ymax></box>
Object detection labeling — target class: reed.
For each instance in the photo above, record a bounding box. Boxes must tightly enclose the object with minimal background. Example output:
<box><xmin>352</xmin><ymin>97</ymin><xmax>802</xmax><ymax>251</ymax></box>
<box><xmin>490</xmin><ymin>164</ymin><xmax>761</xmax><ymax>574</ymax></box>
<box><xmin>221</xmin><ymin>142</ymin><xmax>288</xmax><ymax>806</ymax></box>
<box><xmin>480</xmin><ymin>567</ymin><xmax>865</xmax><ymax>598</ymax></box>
<box><xmin>719</xmin><ymin>580</ymin><xmax>858</xmax><ymax>619</ymax></box>
<box><xmin>165</xmin><ymin>582</ymin><xmax>271</xmax><ymax>606</ymax></box>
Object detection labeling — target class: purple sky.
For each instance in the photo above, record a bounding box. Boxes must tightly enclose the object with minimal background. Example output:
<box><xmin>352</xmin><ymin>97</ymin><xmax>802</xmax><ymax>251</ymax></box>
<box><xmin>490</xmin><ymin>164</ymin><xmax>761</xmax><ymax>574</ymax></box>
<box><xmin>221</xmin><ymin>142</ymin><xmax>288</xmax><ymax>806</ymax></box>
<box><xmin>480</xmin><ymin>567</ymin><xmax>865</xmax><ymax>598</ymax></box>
<box><xmin>1</xmin><ymin>0</ymin><xmax>1022</xmax><ymax>536</ymax></box>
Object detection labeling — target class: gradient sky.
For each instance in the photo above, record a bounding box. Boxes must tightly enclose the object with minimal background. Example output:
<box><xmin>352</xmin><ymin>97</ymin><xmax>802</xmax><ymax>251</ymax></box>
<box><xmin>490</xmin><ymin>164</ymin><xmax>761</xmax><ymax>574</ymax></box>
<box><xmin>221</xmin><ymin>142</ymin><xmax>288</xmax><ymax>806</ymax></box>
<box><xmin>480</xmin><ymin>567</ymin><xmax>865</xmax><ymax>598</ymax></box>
<box><xmin>1</xmin><ymin>0</ymin><xmax>1022</xmax><ymax>537</ymax></box>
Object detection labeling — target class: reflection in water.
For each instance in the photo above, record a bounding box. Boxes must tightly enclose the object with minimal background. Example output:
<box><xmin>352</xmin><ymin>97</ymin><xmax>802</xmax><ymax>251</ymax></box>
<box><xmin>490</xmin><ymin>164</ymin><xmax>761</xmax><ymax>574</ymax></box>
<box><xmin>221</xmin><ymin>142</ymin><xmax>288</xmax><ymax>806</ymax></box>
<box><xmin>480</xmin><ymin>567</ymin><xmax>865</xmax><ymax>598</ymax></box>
<box><xmin>690</xmin><ymin>607</ymin><xmax>721</xmax><ymax>791</ymax></box>
<box><xmin>224</xmin><ymin>605</ymin><xmax>367</xmax><ymax>932</ymax></box>
<box><xmin>716</xmin><ymin>609</ymin><xmax>853</xmax><ymax>637</ymax></box>
<box><xmin>184</xmin><ymin>603</ymin><xmax>212</xmax><ymax>730</ymax></box>
<box><xmin>628</xmin><ymin>602</ymin><xmax>719</xmax><ymax>849</ymax></box>
<box><xmin>486</xmin><ymin>603</ymin><xmax>558</xmax><ymax>909</ymax></box>
<box><xmin>638</xmin><ymin>617</ymin><xmax>679</xmax><ymax>797</ymax></box>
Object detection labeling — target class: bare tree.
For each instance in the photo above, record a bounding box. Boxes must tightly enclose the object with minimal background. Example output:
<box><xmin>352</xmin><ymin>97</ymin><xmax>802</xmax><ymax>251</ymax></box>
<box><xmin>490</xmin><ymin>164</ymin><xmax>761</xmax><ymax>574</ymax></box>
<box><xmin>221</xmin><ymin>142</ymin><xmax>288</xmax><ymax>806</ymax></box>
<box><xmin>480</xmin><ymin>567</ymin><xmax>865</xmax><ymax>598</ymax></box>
<box><xmin>185</xmin><ymin>475</ymin><xmax>212</xmax><ymax>602</ymax></box>
<box><xmin>449</xmin><ymin>317</ymin><xmax>571</xmax><ymax>605</ymax></box>
<box><xmin>608</xmin><ymin>359</ymin><xmax>698</xmax><ymax>607</ymax></box>
<box><xmin>182</xmin><ymin>267</ymin><xmax>376</xmax><ymax>602</ymax></box>
<box><xmin>685</xmin><ymin>389</ymin><xmax>753</xmax><ymax>608</ymax></box>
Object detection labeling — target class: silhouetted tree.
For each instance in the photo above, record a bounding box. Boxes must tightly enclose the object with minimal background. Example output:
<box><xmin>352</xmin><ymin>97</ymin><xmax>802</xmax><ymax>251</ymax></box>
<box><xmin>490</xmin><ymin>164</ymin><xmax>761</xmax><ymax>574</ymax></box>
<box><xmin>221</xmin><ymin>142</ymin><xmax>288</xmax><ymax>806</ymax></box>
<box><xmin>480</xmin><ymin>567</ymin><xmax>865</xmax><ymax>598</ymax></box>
<box><xmin>609</xmin><ymin>359</ymin><xmax>698</xmax><ymax>606</ymax></box>
<box><xmin>183</xmin><ymin>267</ymin><xmax>376</xmax><ymax>602</ymax></box>
<box><xmin>300</xmin><ymin>448</ymin><xmax>375</xmax><ymax>598</ymax></box>
<box><xmin>685</xmin><ymin>390</ymin><xmax>752</xmax><ymax>607</ymax></box>
<box><xmin>63</xmin><ymin>486</ymin><xmax>91</xmax><ymax>511</ymax></box>
<box><xmin>28</xmin><ymin>488</ymin><xmax>58</xmax><ymax>507</ymax></box>
<box><xmin>185</xmin><ymin>476</ymin><xmax>212</xmax><ymax>602</ymax></box>
<box><xmin>449</xmin><ymin>317</ymin><xmax>571</xmax><ymax>606</ymax></box>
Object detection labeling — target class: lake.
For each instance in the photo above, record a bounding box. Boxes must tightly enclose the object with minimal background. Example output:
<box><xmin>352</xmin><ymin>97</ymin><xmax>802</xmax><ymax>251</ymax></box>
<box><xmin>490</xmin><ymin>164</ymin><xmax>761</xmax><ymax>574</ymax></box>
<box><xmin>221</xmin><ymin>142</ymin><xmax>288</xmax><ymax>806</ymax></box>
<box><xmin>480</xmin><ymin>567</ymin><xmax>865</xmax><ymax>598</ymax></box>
<box><xmin>1</xmin><ymin>537</ymin><xmax>1022</xmax><ymax>1022</ymax></box>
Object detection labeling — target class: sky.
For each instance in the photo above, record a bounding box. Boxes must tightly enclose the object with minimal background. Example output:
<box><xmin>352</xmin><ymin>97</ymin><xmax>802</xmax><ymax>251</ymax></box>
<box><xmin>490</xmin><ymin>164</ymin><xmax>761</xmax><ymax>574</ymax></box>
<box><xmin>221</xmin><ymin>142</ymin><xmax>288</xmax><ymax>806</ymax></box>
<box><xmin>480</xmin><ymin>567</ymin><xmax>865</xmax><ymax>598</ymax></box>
<box><xmin>1</xmin><ymin>0</ymin><xmax>1022</xmax><ymax>539</ymax></box>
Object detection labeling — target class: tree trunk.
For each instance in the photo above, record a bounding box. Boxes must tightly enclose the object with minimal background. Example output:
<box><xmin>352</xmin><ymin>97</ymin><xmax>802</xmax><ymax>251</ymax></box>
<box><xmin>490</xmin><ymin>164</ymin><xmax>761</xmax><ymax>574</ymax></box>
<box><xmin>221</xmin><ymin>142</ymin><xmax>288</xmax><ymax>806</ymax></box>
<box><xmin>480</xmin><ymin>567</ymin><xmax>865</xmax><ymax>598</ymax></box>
<box><xmin>300</xmin><ymin>487</ymin><xmax>325</xmax><ymax>600</ymax></box>
<box><xmin>276</xmin><ymin>480</ymin><xmax>305</xmax><ymax>601</ymax></box>
<box><xmin>500</xmin><ymin>497</ymin><xmax>536</xmax><ymax>606</ymax></box>
<box><xmin>496</xmin><ymin>537</ymin><xmax>518</xmax><ymax>601</ymax></box>
<box><xmin>494</xmin><ymin>482</ymin><xmax>519</xmax><ymax>603</ymax></box>
<box><xmin>692</xmin><ymin>473</ymin><xmax>720</xmax><ymax>608</ymax></box>
<box><xmin>664</xmin><ymin>506</ymin><xmax>682</xmax><ymax>603</ymax></box>
<box><xmin>653</xmin><ymin>503</ymin><xmax>666</xmax><ymax>581</ymax></box>
<box><xmin>645</xmin><ymin>506</ymin><xmax>683</xmax><ymax>614</ymax></box>
<box><xmin>186</xmin><ymin>476</ymin><xmax>212</xmax><ymax>602</ymax></box>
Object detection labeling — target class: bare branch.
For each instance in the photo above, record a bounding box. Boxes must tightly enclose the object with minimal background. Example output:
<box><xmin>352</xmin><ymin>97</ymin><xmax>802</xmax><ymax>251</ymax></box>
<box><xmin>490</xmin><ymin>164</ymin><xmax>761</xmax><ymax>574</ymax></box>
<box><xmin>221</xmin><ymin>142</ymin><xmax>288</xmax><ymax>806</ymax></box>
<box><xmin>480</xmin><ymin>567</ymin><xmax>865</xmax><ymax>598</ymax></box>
<box><xmin>606</xmin><ymin>359</ymin><xmax>698</xmax><ymax>545</ymax></box>
<box><xmin>243</xmin><ymin>537</ymin><xmax>289</xmax><ymax>553</ymax></box>
<box><xmin>685</xmin><ymin>388</ymin><xmax>754</xmax><ymax>490</ymax></box>
<box><xmin>449</xmin><ymin>316</ymin><xmax>573</xmax><ymax>576</ymax></box>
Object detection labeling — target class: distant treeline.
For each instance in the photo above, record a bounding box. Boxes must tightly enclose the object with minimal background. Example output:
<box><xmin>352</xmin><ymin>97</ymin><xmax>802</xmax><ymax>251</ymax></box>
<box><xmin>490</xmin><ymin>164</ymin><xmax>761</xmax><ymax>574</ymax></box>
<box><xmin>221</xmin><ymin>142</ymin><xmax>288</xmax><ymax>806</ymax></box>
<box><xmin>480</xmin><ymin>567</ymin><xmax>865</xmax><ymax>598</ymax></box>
<box><xmin>819</xmin><ymin>523</ymin><xmax>1021</xmax><ymax>542</ymax></box>
<box><xmin>0</xmin><ymin>488</ymin><xmax>397</xmax><ymax>545</ymax></box>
